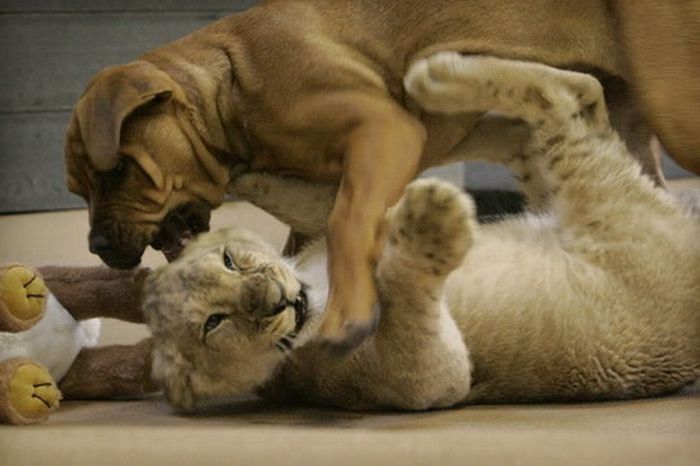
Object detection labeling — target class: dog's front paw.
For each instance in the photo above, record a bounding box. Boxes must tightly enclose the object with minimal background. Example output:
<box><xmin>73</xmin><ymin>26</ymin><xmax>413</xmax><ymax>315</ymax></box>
<box><xmin>318</xmin><ymin>268</ymin><xmax>379</xmax><ymax>355</ymax></box>
<box><xmin>388</xmin><ymin>179</ymin><xmax>475</xmax><ymax>275</ymax></box>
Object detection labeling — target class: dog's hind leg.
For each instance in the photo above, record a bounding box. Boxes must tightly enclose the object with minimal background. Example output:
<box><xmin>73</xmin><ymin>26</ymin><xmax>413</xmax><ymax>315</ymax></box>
<box><xmin>604</xmin><ymin>77</ymin><xmax>666</xmax><ymax>188</ymax></box>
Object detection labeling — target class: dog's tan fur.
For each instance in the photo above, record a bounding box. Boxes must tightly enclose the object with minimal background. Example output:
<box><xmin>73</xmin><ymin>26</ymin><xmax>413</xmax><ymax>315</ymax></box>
<box><xmin>143</xmin><ymin>57</ymin><xmax>699</xmax><ymax>411</ymax></box>
<box><xmin>65</xmin><ymin>0</ymin><xmax>697</xmax><ymax>345</ymax></box>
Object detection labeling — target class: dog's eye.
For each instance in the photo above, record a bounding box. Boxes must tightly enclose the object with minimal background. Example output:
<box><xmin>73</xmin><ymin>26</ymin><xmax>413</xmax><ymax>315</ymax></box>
<box><xmin>108</xmin><ymin>158</ymin><xmax>128</xmax><ymax>177</ymax></box>
<box><xmin>223</xmin><ymin>250</ymin><xmax>237</xmax><ymax>271</ymax></box>
<box><xmin>101</xmin><ymin>158</ymin><xmax>129</xmax><ymax>189</ymax></box>
<box><xmin>204</xmin><ymin>313</ymin><xmax>227</xmax><ymax>334</ymax></box>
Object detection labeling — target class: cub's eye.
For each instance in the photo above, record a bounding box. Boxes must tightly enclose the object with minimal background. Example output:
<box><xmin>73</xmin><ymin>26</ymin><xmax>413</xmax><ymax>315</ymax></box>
<box><xmin>223</xmin><ymin>250</ymin><xmax>237</xmax><ymax>271</ymax></box>
<box><xmin>204</xmin><ymin>313</ymin><xmax>227</xmax><ymax>334</ymax></box>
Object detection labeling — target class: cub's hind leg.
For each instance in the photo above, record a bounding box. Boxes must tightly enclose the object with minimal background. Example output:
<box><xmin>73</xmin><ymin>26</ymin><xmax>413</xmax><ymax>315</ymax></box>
<box><xmin>405</xmin><ymin>53</ymin><xmax>680</xmax><ymax>243</ymax></box>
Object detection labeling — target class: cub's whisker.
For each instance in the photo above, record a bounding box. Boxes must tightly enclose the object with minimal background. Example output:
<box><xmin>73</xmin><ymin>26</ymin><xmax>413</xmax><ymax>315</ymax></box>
<box><xmin>277</xmin><ymin>336</ymin><xmax>294</xmax><ymax>353</ymax></box>
<box><xmin>275</xmin><ymin>341</ymin><xmax>291</xmax><ymax>354</ymax></box>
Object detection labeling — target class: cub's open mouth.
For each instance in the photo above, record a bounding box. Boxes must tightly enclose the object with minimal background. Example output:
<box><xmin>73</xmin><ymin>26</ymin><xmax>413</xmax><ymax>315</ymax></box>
<box><xmin>275</xmin><ymin>289</ymin><xmax>309</xmax><ymax>354</ymax></box>
<box><xmin>151</xmin><ymin>202</ymin><xmax>212</xmax><ymax>262</ymax></box>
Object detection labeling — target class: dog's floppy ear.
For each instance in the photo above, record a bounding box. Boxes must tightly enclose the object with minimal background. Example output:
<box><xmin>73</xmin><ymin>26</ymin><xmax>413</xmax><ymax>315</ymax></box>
<box><xmin>75</xmin><ymin>60</ymin><xmax>179</xmax><ymax>171</ymax></box>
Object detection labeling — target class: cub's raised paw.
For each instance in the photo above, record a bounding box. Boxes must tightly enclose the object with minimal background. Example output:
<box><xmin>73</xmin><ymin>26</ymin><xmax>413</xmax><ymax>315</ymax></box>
<box><xmin>0</xmin><ymin>265</ymin><xmax>47</xmax><ymax>331</ymax></box>
<box><xmin>1</xmin><ymin>359</ymin><xmax>61</xmax><ymax>424</ymax></box>
<box><xmin>388</xmin><ymin>178</ymin><xmax>475</xmax><ymax>276</ymax></box>
<box><xmin>404</xmin><ymin>52</ymin><xmax>483</xmax><ymax>114</ymax></box>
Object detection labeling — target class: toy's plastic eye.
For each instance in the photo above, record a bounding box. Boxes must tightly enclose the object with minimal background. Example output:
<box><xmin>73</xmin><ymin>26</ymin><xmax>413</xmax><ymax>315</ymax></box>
<box><xmin>223</xmin><ymin>250</ymin><xmax>236</xmax><ymax>271</ymax></box>
<box><xmin>204</xmin><ymin>313</ymin><xmax>227</xmax><ymax>334</ymax></box>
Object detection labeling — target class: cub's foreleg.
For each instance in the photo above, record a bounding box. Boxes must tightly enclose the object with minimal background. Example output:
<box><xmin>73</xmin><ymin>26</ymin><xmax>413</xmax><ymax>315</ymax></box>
<box><xmin>353</xmin><ymin>178</ymin><xmax>475</xmax><ymax>409</ymax></box>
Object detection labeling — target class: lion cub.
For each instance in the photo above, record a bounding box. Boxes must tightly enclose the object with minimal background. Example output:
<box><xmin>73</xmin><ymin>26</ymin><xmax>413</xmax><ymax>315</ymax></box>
<box><xmin>144</xmin><ymin>54</ymin><xmax>699</xmax><ymax>411</ymax></box>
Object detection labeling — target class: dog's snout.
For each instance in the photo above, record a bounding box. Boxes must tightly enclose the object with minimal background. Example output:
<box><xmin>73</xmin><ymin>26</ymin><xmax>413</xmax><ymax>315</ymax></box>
<box><xmin>89</xmin><ymin>230</ymin><xmax>113</xmax><ymax>255</ymax></box>
<box><xmin>88</xmin><ymin>228</ymin><xmax>142</xmax><ymax>269</ymax></box>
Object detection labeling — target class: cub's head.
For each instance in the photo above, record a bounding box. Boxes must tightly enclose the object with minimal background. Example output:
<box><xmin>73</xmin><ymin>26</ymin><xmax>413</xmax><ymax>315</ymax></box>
<box><xmin>143</xmin><ymin>228</ymin><xmax>314</xmax><ymax>411</ymax></box>
<box><xmin>65</xmin><ymin>61</ymin><xmax>233</xmax><ymax>269</ymax></box>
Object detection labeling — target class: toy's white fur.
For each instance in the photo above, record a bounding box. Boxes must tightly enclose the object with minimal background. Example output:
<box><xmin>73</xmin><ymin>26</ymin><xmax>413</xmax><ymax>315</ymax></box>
<box><xmin>0</xmin><ymin>294</ymin><xmax>100</xmax><ymax>380</ymax></box>
<box><xmin>145</xmin><ymin>54</ymin><xmax>699</xmax><ymax>411</ymax></box>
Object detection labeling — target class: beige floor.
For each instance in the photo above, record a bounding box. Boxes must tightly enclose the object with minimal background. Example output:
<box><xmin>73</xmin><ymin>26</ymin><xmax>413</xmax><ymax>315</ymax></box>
<box><xmin>0</xmin><ymin>196</ymin><xmax>699</xmax><ymax>466</ymax></box>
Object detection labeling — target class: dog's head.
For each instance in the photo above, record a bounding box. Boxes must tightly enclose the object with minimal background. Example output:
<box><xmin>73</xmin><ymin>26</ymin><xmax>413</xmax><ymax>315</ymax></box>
<box><xmin>65</xmin><ymin>61</ymin><xmax>231</xmax><ymax>268</ymax></box>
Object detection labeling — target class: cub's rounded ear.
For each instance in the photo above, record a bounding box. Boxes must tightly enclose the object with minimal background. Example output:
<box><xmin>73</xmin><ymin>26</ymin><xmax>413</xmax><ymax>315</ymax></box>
<box><xmin>151</xmin><ymin>343</ymin><xmax>197</xmax><ymax>412</ymax></box>
<box><xmin>73</xmin><ymin>60</ymin><xmax>183</xmax><ymax>172</ymax></box>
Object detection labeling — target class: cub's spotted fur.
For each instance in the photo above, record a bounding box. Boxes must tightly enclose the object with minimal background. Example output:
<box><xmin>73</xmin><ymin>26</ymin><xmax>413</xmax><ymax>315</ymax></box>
<box><xmin>144</xmin><ymin>54</ymin><xmax>699</xmax><ymax>411</ymax></box>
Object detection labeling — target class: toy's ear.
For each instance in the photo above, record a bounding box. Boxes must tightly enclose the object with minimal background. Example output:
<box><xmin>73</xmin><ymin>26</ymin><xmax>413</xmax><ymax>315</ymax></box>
<box><xmin>0</xmin><ymin>264</ymin><xmax>47</xmax><ymax>332</ymax></box>
<box><xmin>73</xmin><ymin>61</ymin><xmax>180</xmax><ymax>172</ymax></box>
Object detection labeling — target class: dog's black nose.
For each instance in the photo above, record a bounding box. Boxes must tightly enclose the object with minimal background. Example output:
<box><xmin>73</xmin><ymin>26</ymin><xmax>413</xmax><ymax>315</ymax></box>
<box><xmin>88</xmin><ymin>230</ymin><xmax>114</xmax><ymax>256</ymax></box>
<box><xmin>89</xmin><ymin>230</ymin><xmax>113</xmax><ymax>255</ymax></box>
<box><xmin>88</xmin><ymin>230</ymin><xmax>142</xmax><ymax>269</ymax></box>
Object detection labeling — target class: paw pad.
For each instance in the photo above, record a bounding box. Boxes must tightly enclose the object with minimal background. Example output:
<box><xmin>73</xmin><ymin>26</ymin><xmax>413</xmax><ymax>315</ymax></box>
<box><xmin>390</xmin><ymin>179</ymin><xmax>475</xmax><ymax>274</ymax></box>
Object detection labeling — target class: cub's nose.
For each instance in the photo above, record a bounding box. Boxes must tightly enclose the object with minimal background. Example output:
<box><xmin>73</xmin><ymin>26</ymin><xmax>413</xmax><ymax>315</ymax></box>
<box><xmin>245</xmin><ymin>278</ymin><xmax>288</xmax><ymax>317</ymax></box>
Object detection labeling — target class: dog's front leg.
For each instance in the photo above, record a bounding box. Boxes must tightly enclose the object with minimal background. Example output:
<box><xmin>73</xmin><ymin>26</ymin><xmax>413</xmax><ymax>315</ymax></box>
<box><xmin>319</xmin><ymin>104</ymin><xmax>426</xmax><ymax>349</ymax></box>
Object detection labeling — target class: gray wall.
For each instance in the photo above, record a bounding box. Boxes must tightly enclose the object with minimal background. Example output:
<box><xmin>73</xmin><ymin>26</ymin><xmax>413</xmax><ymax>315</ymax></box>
<box><xmin>0</xmin><ymin>1</ymin><xmax>692</xmax><ymax>213</ymax></box>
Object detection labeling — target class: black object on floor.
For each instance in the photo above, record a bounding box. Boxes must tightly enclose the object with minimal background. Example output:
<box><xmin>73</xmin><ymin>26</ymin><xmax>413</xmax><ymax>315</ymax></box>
<box><xmin>467</xmin><ymin>189</ymin><xmax>525</xmax><ymax>223</ymax></box>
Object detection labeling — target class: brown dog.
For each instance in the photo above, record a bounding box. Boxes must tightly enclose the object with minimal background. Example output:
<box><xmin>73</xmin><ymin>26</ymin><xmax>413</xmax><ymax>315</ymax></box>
<box><xmin>64</xmin><ymin>0</ymin><xmax>698</xmax><ymax>347</ymax></box>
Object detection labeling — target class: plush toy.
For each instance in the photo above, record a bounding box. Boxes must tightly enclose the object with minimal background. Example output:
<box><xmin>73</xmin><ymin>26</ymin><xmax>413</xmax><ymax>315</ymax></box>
<box><xmin>0</xmin><ymin>263</ymin><xmax>158</xmax><ymax>424</ymax></box>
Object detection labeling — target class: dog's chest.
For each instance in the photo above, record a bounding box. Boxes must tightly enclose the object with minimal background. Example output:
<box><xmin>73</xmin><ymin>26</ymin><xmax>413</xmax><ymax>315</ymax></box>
<box><xmin>244</xmin><ymin>112</ymin><xmax>478</xmax><ymax>180</ymax></box>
